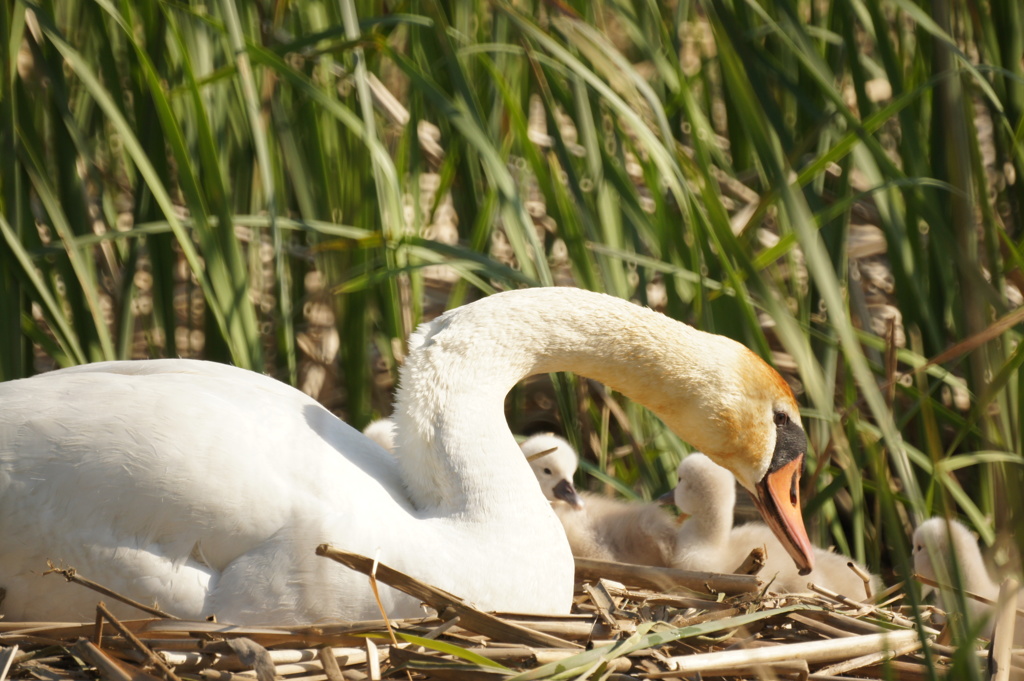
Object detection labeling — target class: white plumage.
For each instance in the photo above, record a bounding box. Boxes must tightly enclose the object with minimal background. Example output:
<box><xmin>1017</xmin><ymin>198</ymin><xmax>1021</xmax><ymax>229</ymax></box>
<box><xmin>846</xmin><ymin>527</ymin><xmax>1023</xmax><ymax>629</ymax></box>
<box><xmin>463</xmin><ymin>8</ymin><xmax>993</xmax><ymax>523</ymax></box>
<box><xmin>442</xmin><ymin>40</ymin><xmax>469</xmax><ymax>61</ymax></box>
<box><xmin>672</xmin><ymin>453</ymin><xmax>878</xmax><ymax>599</ymax></box>
<box><xmin>913</xmin><ymin>517</ymin><xmax>1023</xmax><ymax>642</ymax></box>
<box><xmin>519</xmin><ymin>433</ymin><xmax>585</xmax><ymax>509</ymax></box>
<box><xmin>520</xmin><ymin>433</ymin><xmax>677</xmax><ymax>566</ymax></box>
<box><xmin>0</xmin><ymin>287</ymin><xmax>813</xmax><ymax>624</ymax></box>
<box><xmin>362</xmin><ymin>417</ymin><xmax>397</xmax><ymax>452</ymax></box>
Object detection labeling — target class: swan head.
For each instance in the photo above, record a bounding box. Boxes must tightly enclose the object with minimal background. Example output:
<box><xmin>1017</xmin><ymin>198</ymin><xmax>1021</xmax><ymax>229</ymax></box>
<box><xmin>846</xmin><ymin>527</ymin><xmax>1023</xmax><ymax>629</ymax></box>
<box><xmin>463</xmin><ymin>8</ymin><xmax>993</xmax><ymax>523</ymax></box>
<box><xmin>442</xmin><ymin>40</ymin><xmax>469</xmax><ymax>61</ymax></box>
<box><xmin>657</xmin><ymin>341</ymin><xmax>814</xmax><ymax>575</ymax></box>
<box><xmin>672</xmin><ymin>453</ymin><xmax>736</xmax><ymax>518</ymax></box>
<box><xmin>520</xmin><ymin>433</ymin><xmax>585</xmax><ymax>510</ymax></box>
<box><xmin>748</xmin><ymin>405</ymin><xmax>814</xmax><ymax>577</ymax></box>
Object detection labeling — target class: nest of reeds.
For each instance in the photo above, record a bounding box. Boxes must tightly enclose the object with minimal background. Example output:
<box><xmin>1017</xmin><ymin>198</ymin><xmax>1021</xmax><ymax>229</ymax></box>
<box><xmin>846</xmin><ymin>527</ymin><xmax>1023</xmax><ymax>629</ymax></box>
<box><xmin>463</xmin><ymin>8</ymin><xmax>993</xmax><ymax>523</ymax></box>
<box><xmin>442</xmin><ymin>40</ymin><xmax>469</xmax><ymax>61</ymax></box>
<box><xmin>3</xmin><ymin>544</ymin><xmax>1015</xmax><ymax>681</ymax></box>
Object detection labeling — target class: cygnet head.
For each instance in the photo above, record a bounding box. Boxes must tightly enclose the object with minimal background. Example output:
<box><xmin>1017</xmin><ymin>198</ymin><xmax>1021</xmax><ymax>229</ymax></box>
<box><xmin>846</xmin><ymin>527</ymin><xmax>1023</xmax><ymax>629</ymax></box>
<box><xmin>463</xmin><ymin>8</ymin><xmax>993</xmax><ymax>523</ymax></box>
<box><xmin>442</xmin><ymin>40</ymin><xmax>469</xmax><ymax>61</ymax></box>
<box><xmin>672</xmin><ymin>453</ymin><xmax>736</xmax><ymax>517</ymax></box>
<box><xmin>520</xmin><ymin>433</ymin><xmax>585</xmax><ymax>510</ymax></box>
<box><xmin>913</xmin><ymin>517</ymin><xmax>987</xmax><ymax>588</ymax></box>
<box><xmin>363</xmin><ymin>418</ymin><xmax>397</xmax><ymax>452</ymax></box>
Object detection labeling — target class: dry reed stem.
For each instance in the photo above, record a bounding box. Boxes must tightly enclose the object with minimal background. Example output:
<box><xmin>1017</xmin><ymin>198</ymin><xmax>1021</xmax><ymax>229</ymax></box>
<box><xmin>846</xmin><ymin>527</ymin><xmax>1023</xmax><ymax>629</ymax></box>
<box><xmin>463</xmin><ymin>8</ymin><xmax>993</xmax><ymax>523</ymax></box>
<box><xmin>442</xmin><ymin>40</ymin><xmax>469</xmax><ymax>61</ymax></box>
<box><xmin>811</xmin><ymin>633</ymin><xmax>924</xmax><ymax>676</ymax></box>
<box><xmin>315</xmin><ymin>544</ymin><xmax>579</xmax><ymax>648</ymax></box>
<box><xmin>70</xmin><ymin>639</ymin><xmax>139</xmax><ymax>681</ymax></box>
<box><xmin>317</xmin><ymin>645</ymin><xmax>345</xmax><ymax>681</ymax></box>
<box><xmin>1</xmin><ymin>549</ymin><xmax>999</xmax><ymax>680</ymax></box>
<box><xmin>43</xmin><ymin>563</ymin><xmax>178</xmax><ymax>619</ymax></box>
<box><xmin>915</xmin><ymin>573</ymin><xmax>1024</xmax><ymax>619</ymax></box>
<box><xmin>0</xmin><ymin>645</ymin><xmax>18</xmax><ymax>681</ymax></box>
<box><xmin>653</xmin><ymin>629</ymin><xmax>923</xmax><ymax>676</ymax></box>
<box><xmin>990</xmin><ymin>577</ymin><xmax>1021</xmax><ymax>681</ymax></box>
<box><xmin>732</xmin><ymin>546</ymin><xmax>767</xmax><ymax>575</ymax></box>
<box><xmin>573</xmin><ymin>556</ymin><xmax>763</xmax><ymax>594</ymax></box>
<box><xmin>95</xmin><ymin>602</ymin><xmax>182</xmax><ymax>681</ymax></box>
<box><xmin>365</xmin><ymin>636</ymin><xmax>382</xmax><ymax>681</ymax></box>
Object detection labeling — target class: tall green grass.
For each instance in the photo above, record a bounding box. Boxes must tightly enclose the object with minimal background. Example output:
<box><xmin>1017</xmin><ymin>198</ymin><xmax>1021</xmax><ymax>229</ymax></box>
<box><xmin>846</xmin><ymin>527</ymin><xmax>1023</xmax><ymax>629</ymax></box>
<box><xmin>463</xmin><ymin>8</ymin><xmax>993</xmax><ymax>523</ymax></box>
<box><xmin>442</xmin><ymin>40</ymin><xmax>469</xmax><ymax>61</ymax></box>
<box><xmin>2</xmin><ymin>1</ymin><xmax>1022</xmax><ymax>675</ymax></box>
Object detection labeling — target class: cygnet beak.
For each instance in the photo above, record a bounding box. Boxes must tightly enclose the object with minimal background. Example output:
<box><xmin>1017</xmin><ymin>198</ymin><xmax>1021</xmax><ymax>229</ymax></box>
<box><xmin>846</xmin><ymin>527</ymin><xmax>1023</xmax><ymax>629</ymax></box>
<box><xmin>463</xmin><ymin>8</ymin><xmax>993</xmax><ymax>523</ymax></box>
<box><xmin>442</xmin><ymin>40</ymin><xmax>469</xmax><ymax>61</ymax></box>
<box><xmin>552</xmin><ymin>479</ymin><xmax>585</xmax><ymax>510</ymax></box>
<box><xmin>752</xmin><ymin>455</ymin><xmax>815</xmax><ymax>575</ymax></box>
<box><xmin>656</xmin><ymin>490</ymin><xmax>675</xmax><ymax>506</ymax></box>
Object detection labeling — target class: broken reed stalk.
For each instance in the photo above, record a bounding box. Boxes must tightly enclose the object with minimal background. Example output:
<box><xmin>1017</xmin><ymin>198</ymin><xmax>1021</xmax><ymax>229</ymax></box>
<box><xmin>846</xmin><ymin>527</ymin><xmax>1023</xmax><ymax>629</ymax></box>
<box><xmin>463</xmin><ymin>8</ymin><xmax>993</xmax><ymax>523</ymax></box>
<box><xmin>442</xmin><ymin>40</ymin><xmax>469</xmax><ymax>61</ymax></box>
<box><xmin>847</xmin><ymin>560</ymin><xmax>876</xmax><ymax>600</ymax></box>
<box><xmin>95</xmin><ymin>601</ymin><xmax>183</xmax><ymax>681</ymax></box>
<box><xmin>317</xmin><ymin>646</ymin><xmax>346</xmax><ymax>681</ymax></box>
<box><xmin>652</xmin><ymin>628</ymin><xmax>924</xmax><ymax>676</ymax></box>
<box><xmin>71</xmin><ymin>640</ymin><xmax>135</xmax><ymax>681</ymax></box>
<box><xmin>0</xmin><ymin>645</ymin><xmax>18</xmax><ymax>680</ymax></box>
<box><xmin>573</xmin><ymin>557</ymin><xmax>763</xmax><ymax>594</ymax></box>
<box><xmin>809</xmin><ymin>582</ymin><xmax>874</xmax><ymax>609</ymax></box>
<box><xmin>315</xmin><ymin>544</ymin><xmax>580</xmax><ymax>649</ymax></box>
<box><xmin>990</xmin><ymin>577</ymin><xmax>1021</xmax><ymax>681</ymax></box>
<box><xmin>43</xmin><ymin>562</ymin><xmax>178</xmax><ymax>619</ymax></box>
<box><xmin>915</xmin><ymin>573</ymin><xmax>1024</xmax><ymax>618</ymax></box>
<box><xmin>731</xmin><ymin>547</ymin><xmax>766</xmax><ymax>575</ymax></box>
<box><xmin>811</xmin><ymin>632</ymin><xmax>924</xmax><ymax>676</ymax></box>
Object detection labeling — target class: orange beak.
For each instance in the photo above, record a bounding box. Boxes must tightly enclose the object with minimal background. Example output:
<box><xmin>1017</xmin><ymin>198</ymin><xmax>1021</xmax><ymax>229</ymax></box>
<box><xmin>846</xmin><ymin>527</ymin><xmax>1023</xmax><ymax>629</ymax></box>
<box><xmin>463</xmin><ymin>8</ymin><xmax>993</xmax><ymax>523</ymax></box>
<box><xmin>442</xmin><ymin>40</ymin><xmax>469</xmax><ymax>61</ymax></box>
<box><xmin>751</xmin><ymin>455</ymin><xmax>815</xmax><ymax>574</ymax></box>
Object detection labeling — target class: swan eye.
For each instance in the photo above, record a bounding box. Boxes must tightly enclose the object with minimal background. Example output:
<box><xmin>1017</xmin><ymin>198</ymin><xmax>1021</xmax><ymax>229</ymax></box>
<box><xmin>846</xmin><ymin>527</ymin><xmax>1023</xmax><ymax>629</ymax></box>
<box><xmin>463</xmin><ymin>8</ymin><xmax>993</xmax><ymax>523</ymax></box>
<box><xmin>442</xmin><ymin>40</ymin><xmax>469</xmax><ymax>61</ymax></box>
<box><xmin>773</xmin><ymin>411</ymin><xmax>789</xmax><ymax>427</ymax></box>
<box><xmin>543</xmin><ymin>467</ymin><xmax>552</xmax><ymax>475</ymax></box>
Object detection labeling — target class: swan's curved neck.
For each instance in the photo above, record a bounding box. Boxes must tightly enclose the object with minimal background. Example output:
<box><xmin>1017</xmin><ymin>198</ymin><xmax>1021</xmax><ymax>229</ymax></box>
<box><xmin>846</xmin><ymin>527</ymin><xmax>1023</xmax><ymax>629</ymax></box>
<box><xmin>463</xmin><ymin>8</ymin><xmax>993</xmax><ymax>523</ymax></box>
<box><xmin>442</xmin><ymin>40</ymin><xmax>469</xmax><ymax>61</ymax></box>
<box><xmin>391</xmin><ymin>289</ymin><xmax>737</xmax><ymax>516</ymax></box>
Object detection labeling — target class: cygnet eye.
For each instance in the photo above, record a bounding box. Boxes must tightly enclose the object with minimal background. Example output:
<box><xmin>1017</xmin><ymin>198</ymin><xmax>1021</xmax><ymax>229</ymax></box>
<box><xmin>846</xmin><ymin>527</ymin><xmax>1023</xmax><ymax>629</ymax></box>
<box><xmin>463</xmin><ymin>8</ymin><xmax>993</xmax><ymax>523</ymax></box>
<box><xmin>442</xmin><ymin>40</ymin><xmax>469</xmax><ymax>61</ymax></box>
<box><xmin>543</xmin><ymin>467</ymin><xmax>552</xmax><ymax>475</ymax></box>
<box><xmin>774</xmin><ymin>411</ymin><xmax>789</xmax><ymax>427</ymax></box>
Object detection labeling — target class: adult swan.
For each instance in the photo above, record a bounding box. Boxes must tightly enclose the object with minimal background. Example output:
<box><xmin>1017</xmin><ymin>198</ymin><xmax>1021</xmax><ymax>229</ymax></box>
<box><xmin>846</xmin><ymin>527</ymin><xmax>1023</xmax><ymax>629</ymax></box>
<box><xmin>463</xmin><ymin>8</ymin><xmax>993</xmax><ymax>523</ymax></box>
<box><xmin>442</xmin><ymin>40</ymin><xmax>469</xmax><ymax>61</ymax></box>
<box><xmin>0</xmin><ymin>287</ymin><xmax>814</xmax><ymax>624</ymax></box>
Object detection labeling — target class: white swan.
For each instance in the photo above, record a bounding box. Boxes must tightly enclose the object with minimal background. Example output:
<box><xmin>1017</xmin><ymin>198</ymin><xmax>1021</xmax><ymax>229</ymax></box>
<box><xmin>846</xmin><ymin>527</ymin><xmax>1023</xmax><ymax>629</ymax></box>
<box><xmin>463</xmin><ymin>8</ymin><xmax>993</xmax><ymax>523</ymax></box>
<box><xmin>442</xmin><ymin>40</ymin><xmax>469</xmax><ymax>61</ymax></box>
<box><xmin>672</xmin><ymin>454</ymin><xmax>878</xmax><ymax>598</ymax></box>
<box><xmin>520</xmin><ymin>433</ymin><xmax>677</xmax><ymax>566</ymax></box>
<box><xmin>0</xmin><ymin>287</ymin><xmax>813</xmax><ymax>624</ymax></box>
<box><xmin>913</xmin><ymin>517</ymin><xmax>1023</xmax><ymax>642</ymax></box>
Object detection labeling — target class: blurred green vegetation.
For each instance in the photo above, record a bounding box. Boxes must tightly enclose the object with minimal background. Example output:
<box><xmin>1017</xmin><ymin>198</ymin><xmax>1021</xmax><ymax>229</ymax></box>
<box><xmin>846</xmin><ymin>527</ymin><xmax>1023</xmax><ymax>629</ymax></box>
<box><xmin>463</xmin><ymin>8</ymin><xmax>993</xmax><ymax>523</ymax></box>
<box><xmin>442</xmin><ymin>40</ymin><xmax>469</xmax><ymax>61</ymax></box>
<box><xmin>2</xmin><ymin>1</ymin><xmax>1022</xmax><ymax>675</ymax></box>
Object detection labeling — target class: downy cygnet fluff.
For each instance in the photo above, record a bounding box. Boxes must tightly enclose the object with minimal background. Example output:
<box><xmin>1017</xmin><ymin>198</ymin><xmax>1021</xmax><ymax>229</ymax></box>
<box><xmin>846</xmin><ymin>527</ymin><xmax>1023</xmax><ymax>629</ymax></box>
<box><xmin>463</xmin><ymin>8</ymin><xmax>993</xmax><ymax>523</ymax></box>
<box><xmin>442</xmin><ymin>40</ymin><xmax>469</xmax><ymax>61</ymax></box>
<box><xmin>673</xmin><ymin>453</ymin><xmax>878</xmax><ymax>599</ymax></box>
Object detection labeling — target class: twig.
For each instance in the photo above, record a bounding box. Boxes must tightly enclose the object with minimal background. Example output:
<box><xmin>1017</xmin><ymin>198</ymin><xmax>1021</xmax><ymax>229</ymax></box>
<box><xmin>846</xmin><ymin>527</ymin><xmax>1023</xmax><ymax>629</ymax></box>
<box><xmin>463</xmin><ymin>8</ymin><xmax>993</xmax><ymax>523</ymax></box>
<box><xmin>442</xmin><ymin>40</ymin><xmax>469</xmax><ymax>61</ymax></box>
<box><xmin>366</xmin><ymin>553</ymin><xmax>411</xmax><ymax>681</ymax></box>
<box><xmin>731</xmin><ymin>547</ymin><xmax>766</xmax><ymax>575</ymax></box>
<box><xmin>316</xmin><ymin>544</ymin><xmax>579</xmax><ymax>648</ymax></box>
<box><xmin>96</xmin><ymin>602</ymin><xmax>182</xmax><ymax>681</ymax></box>
<box><xmin>524</xmin><ymin>446</ymin><xmax>558</xmax><ymax>462</ymax></box>
<box><xmin>809</xmin><ymin>583</ymin><xmax>873</xmax><ymax>610</ymax></box>
<box><xmin>846</xmin><ymin>560</ymin><xmax>875</xmax><ymax>601</ymax></box>
<box><xmin>582</xmin><ymin>582</ymin><xmax>620</xmax><ymax>630</ymax></box>
<box><xmin>915</xmin><ymin>573</ymin><xmax>1024</xmax><ymax>619</ymax></box>
<box><xmin>43</xmin><ymin>562</ymin><xmax>177</xmax><ymax>619</ymax></box>
<box><xmin>573</xmin><ymin>557</ymin><xmax>763</xmax><ymax>594</ymax></box>
<box><xmin>71</xmin><ymin>639</ymin><xmax>135</xmax><ymax>681</ymax></box>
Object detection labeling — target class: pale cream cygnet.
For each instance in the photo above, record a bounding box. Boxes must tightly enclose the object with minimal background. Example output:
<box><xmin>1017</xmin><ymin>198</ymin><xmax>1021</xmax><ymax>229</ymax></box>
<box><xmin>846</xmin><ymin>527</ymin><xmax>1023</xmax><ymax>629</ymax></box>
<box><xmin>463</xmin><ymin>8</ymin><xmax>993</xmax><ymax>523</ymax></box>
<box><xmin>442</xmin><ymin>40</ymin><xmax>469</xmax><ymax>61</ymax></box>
<box><xmin>913</xmin><ymin>517</ymin><xmax>1023</xmax><ymax>643</ymax></box>
<box><xmin>672</xmin><ymin>453</ymin><xmax>878</xmax><ymax>599</ymax></box>
<box><xmin>520</xmin><ymin>433</ymin><xmax>677</xmax><ymax>566</ymax></box>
